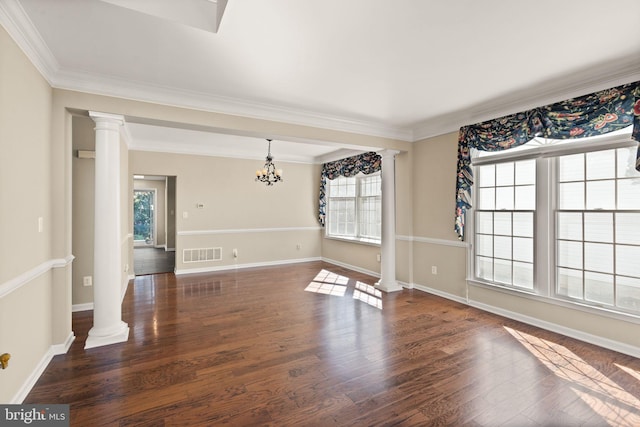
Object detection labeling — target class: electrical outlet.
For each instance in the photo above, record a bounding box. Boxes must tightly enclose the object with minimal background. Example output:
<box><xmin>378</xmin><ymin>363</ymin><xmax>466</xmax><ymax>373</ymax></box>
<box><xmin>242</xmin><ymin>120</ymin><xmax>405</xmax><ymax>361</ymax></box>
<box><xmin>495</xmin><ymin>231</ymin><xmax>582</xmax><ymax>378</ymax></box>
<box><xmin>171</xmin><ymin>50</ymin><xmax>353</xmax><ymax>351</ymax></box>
<box><xmin>376</xmin><ymin>253</ymin><xmax>381</xmax><ymax>262</ymax></box>
<box><xmin>83</xmin><ymin>276</ymin><xmax>92</xmax><ymax>287</ymax></box>
<box><xmin>431</xmin><ymin>266</ymin><xmax>438</xmax><ymax>275</ymax></box>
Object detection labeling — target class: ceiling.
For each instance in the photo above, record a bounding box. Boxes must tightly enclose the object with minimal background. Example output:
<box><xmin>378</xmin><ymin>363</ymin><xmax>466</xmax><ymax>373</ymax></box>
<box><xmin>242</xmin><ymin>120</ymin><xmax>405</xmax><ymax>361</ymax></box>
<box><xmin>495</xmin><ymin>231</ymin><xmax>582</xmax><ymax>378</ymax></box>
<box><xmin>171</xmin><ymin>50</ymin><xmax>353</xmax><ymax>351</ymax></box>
<box><xmin>2</xmin><ymin>0</ymin><xmax>640</xmax><ymax>163</ymax></box>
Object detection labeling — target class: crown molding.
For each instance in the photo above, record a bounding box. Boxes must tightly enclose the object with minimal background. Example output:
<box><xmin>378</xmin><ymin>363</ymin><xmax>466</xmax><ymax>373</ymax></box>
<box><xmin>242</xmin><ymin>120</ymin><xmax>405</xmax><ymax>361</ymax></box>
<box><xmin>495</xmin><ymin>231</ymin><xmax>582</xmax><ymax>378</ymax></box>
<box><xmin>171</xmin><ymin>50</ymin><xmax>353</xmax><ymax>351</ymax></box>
<box><xmin>0</xmin><ymin>2</ymin><xmax>413</xmax><ymax>142</ymax></box>
<box><xmin>412</xmin><ymin>57</ymin><xmax>640</xmax><ymax>142</ymax></box>
<box><xmin>0</xmin><ymin>0</ymin><xmax>60</xmax><ymax>84</ymax></box>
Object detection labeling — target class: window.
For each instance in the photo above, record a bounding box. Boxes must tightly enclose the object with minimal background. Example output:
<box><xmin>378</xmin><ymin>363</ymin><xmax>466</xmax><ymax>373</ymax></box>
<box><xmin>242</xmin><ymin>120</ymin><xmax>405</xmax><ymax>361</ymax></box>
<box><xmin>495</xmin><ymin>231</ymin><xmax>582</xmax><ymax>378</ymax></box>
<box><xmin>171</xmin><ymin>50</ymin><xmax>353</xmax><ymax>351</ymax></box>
<box><xmin>471</xmin><ymin>128</ymin><xmax>640</xmax><ymax>316</ymax></box>
<box><xmin>326</xmin><ymin>173</ymin><xmax>381</xmax><ymax>242</ymax></box>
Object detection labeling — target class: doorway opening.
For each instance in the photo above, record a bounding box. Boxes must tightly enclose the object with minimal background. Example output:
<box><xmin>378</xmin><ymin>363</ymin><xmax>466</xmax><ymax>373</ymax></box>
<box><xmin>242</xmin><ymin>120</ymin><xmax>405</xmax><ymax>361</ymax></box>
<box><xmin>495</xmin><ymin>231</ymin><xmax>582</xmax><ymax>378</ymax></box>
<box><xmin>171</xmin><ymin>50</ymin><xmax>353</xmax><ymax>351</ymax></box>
<box><xmin>133</xmin><ymin>176</ymin><xmax>177</xmax><ymax>275</ymax></box>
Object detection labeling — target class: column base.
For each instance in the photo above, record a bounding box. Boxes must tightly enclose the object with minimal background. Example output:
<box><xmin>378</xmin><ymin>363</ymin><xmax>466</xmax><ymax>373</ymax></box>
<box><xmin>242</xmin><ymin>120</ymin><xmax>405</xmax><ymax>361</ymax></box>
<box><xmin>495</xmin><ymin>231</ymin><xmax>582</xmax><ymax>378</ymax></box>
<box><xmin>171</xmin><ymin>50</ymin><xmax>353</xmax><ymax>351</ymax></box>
<box><xmin>375</xmin><ymin>280</ymin><xmax>403</xmax><ymax>293</ymax></box>
<box><xmin>85</xmin><ymin>321</ymin><xmax>129</xmax><ymax>349</ymax></box>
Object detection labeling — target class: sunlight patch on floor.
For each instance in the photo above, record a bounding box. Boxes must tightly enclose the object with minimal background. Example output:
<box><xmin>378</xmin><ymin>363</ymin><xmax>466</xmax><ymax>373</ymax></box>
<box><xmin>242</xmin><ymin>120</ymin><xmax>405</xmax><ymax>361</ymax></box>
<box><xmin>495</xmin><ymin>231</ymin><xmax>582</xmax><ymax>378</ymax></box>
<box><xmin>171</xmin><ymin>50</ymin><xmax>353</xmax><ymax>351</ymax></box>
<box><xmin>504</xmin><ymin>326</ymin><xmax>640</xmax><ymax>426</ymax></box>
<box><xmin>304</xmin><ymin>269</ymin><xmax>349</xmax><ymax>296</ymax></box>
<box><xmin>353</xmin><ymin>281</ymin><xmax>382</xmax><ymax>309</ymax></box>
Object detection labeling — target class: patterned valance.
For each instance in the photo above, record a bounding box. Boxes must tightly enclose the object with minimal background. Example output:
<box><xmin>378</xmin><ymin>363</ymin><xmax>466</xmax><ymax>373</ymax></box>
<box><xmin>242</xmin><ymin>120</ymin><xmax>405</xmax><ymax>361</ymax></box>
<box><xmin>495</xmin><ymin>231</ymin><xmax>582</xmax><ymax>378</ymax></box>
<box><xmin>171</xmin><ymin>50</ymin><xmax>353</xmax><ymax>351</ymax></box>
<box><xmin>455</xmin><ymin>81</ymin><xmax>640</xmax><ymax>240</ymax></box>
<box><xmin>318</xmin><ymin>152</ymin><xmax>382</xmax><ymax>226</ymax></box>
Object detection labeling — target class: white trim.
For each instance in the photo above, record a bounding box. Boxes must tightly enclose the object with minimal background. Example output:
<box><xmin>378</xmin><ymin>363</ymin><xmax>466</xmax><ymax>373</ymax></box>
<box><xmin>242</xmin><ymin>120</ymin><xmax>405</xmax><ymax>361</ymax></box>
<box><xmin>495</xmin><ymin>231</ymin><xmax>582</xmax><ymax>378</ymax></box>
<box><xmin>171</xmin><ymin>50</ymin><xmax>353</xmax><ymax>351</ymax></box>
<box><xmin>51</xmin><ymin>331</ymin><xmax>75</xmax><ymax>356</ymax></box>
<box><xmin>10</xmin><ymin>331</ymin><xmax>75</xmax><ymax>404</ymax></box>
<box><xmin>321</xmin><ymin>257</ymin><xmax>380</xmax><ymax>279</ymax></box>
<box><xmin>178</xmin><ymin>226</ymin><xmax>322</xmax><ymax>236</ymax></box>
<box><xmin>408</xmin><ymin>279</ymin><xmax>640</xmax><ymax>358</ymax></box>
<box><xmin>175</xmin><ymin>257</ymin><xmax>322</xmax><ymax>275</ymax></box>
<box><xmin>397</xmin><ymin>234</ymin><xmax>469</xmax><ymax>248</ymax></box>
<box><xmin>0</xmin><ymin>255</ymin><xmax>74</xmax><ymax>298</ymax></box>
<box><xmin>468</xmin><ymin>300</ymin><xmax>640</xmax><ymax>358</ymax></box>
<box><xmin>72</xmin><ymin>303</ymin><xmax>94</xmax><ymax>312</ymax></box>
<box><xmin>412</xmin><ymin>282</ymin><xmax>469</xmax><ymax>305</ymax></box>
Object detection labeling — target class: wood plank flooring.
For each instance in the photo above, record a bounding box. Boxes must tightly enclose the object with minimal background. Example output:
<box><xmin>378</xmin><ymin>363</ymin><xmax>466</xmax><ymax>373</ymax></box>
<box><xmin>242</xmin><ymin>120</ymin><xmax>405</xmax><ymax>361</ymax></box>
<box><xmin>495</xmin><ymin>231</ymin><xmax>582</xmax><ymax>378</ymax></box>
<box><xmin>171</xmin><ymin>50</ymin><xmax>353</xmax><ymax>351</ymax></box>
<box><xmin>25</xmin><ymin>261</ymin><xmax>640</xmax><ymax>426</ymax></box>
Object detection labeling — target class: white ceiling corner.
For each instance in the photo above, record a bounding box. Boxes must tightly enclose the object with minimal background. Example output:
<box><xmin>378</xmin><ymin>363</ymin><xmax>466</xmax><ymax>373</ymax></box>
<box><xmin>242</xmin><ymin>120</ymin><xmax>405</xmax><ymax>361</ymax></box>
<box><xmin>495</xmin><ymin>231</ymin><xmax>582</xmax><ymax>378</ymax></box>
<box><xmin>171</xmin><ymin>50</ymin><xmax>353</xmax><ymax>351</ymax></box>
<box><xmin>3</xmin><ymin>0</ymin><xmax>640</xmax><ymax>158</ymax></box>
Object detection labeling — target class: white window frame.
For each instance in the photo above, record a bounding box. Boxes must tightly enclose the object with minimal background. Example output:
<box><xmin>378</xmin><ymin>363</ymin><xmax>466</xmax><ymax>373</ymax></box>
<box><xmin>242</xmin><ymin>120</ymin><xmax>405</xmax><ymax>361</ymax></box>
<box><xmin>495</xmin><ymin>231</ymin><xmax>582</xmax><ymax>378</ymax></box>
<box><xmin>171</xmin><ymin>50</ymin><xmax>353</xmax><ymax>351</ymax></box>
<box><xmin>467</xmin><ymin>128</ymin><xmax>640</xmax><ymax>322</ymax></box>
<box><xmin>325</xmin><ymin>172</ymin><xmax>381</xmax><ymax>245</ymax></box>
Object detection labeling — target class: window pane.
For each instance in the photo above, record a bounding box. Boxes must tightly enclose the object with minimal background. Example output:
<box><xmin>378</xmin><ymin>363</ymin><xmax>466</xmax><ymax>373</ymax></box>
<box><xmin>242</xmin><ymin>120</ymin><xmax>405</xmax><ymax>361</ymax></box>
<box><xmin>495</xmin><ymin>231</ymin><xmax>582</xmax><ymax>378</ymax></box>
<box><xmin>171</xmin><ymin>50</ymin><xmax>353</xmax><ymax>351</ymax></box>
<box><xmin>585</xmin><ymin>272</ymin><xmax>614</xmax><ymax>305</ymax></box>
<box><xmin>494</xmin><ymin>259</ymin><xmax>512</xmax><ymax>284</ymax></box>
<box><xmin>586</xmin><ymin>150</ymin><xmax>615</xmax><ymax>180</ymax></box>
<box><xmin>586</xmin><ymin>180</ymin><xmax>615</xmax><ymax>210</ymax></box>
<box><xmin>476</xmin><ymin>211</ymin><xmax>493</xmax><ymax>234</ymax></box>
<box><xmin>616</xmin><ymin>213</ymin><xmax>640</xmax><ymax>245</ymax></box>
<box><xmin>616</xmin><ymin>245</ymin><xmax>640</xmax><ymax>277</ymax></box>
<box><xmin>495</xmin><ymin>187</ymin><xmax>514</xmax><ymax>210</ymax></box>
<box><xmin>513</xmin><ymin>212</ymin><xmax>533</xmax><ymax>237</ymax></box>
<box><xmin>494</xmin><ymin>236</ymin><xmax>511</xmax><ymax>259</ymax></box>
<box><xmin>558</xmin><ymin>268</ymin><xmax>583</xmax><ymax>299</ymax></box>
<box><xmin>557</xmin><ymin>212</ymin><xmax>582</xmax><ymax>241</ymax></box>
<box><xmin>513</xmin><ymin>237</ymin><xmax>533</xmax><ymax>262</ymax></box>
<box><xmin>617</xmin><ymin>276</ymin><xmax>640</xmax><ymax>311</ymax></box>
<box><xmin>476</xmin><ymin>234</ymin><xmax>493</xmax><ymax>257</ymax></box>
<box><xmin>496</xmin><ymin>163</ymin><xmax>514</xmax><ymax>186</ymax></box>
<box><xmin>515</xmin><ymin>185</ymin><xmax>535</xmax><ymax>210</ymax></box>
<box><xmin>478</xmin><ymin>188</ymin><xmax>495</xmax><ymax>210</ymax></box>
<box><xmin>617</xmin><ymin>147</ymin><xmax>640</xmax><ymax>178</ymax></box>
<box><xmin>584</xmin><ymin>242</ymin><xmax>613</xmax><ymax>273</ymax></box>
<box><xmin>494</xmin><ymin>212</ymin><xmax>511</xmax><ymax>235</ymax></box>
<box><xmin>513</xmin><ymin>262</ymin><xmax>534</xmax><ymax>289</ymax></box>
<box><xmin>559</xmin><ymin>154</ymin><xmax>584</xmax><ymax>182</ymax></box>
<box><xmin>559</xmin><ymin>182</ymin><xmax>584</xmax><ymax>209</ymax></box>
<box><xmin>584</xmin><ymin>213</ymin><xmax>613</xmax><ymax>243</ymax></box>
<box><xmin>478</xmin><ymin>165</ymin><xmax>495</xmax><ymax>187</ymax></box>
<box><xmin>558</xmin><ymin>241</ymin><xmax>582</xmax><ymax>269</ymax></box>
<box><xmin>477</xmin><ymin>256</ymin><xmax>493</xmax><ymax>281</ymax></box>
<box><xmin>617</xmin><ymin>178</ymin><xmax>640</xmax><ymax>210</ymax></box>
<box><xmin>515</xmin><ymin>160</ymin><xmax>536</xmax><ymax>185</ymax></box>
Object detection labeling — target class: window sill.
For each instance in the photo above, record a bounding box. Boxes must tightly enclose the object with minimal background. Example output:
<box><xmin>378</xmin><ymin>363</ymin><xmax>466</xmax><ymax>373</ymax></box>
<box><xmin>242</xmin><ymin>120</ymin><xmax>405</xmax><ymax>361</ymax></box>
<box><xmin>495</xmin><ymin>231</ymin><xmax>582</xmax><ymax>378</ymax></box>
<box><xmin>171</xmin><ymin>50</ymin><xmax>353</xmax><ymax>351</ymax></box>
<box><xmin>324</xmin><ymin>235</ymin><xmax>381</xmax><ymax>247</ymax></box>
<box><xmin>467</xmin><ymin>278</ymin><xmax>640</xmax><ymax>325</ymax></box>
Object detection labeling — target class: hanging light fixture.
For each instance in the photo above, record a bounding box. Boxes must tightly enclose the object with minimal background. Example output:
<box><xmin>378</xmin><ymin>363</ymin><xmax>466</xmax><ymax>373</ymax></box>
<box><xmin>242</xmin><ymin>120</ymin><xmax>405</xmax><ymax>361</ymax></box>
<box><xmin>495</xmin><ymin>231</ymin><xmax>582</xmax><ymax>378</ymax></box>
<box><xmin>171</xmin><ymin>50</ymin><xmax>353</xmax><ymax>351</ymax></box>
<box><xmin>255</xmin><ymin>139</ymin><xmax>283</xmax><ymax>186</ymax></box>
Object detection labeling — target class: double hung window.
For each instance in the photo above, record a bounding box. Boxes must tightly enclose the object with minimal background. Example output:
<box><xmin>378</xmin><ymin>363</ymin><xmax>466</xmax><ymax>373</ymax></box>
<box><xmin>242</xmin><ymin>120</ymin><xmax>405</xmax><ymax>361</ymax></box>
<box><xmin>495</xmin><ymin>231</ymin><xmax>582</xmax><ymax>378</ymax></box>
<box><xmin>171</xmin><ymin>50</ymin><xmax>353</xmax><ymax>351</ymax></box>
<box><xmin>471</xmin><ymin>128</ymin><xmax>640</xmax><ymax>316</ymax></box>
<box><xmin>326</xmin><ymin>173</ymin><xmax>381</xmax><ymax>243</ymax></box>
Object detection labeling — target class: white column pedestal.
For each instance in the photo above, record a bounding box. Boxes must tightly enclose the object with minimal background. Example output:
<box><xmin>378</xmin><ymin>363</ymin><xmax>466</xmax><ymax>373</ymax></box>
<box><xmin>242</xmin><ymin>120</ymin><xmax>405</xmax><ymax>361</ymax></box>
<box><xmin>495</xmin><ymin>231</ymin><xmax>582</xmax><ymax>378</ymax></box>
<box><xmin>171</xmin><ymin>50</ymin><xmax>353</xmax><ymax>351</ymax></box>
<box><xmin>376</xmin><ymin>150</ymin><xmax>403</xmax><ymax>293</ymax></box>
<box><xmin>85</xmin><ymin>111</ymin><xmax>129</xmax><ymax>349</ymax></box>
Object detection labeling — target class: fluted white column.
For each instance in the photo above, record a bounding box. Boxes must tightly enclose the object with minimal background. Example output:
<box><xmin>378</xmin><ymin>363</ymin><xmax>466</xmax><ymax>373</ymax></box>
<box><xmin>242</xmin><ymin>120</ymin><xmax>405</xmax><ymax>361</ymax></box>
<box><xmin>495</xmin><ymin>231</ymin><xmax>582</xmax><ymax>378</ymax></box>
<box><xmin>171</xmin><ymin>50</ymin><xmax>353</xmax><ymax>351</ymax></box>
<box><xmin>376</xmin><ymin>149</ymin><xmax>403</xmax><ymax>293</ymax></box>
<box><xmin>85</xmin><ymin>111</ymin><xmax>129</xmax><ymax>349</ymax></box>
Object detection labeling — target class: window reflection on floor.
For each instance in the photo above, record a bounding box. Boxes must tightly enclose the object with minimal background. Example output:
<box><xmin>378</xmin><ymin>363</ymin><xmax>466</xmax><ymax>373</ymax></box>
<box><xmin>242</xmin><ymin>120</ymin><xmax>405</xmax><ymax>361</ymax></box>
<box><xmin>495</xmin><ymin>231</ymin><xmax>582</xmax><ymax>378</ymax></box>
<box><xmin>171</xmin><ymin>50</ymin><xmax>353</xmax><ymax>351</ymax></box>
<box><xmin>505</xmin><ymin>326</ymin><xmax>640</xmax><ymax>426</ymax></box>
<box><xmin>304</xmin><ymin>270</ymin><xmax>382</xmax><ymax>309</ymax></box>
<box><xmin>353</xmin><ymin>281</ymin><xmax>382</xmax><ymax>309</ymax></box>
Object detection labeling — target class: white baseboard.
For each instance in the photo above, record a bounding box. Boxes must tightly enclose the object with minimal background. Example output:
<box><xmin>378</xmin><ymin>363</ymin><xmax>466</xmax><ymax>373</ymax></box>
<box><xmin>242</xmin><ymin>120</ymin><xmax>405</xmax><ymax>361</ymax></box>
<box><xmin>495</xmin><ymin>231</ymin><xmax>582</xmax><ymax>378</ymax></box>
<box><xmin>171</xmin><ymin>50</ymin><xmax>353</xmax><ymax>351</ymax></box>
<box><xmin>410</xmin><ymin>280</ymin><xmax>640</xmax><ymax>358</ymax></box>
<box><xmin>51</xmin><ymin>331</ymin><xmax>75</xmax><ymax>356</ymax></box>
<box><xmin>468</xmin><ymin>300</ymin><xmax>640</xmax><ymax>358</ymax></box>
<box><xmin>72</xmin><ymin>302</ymin><xmax>93</xmax><ymax>312</ymax></box>
<box><xmin>175</xmin><ymin>257</ymin><xmax>322</xmax><ymax>275</ymax></box>
<box><xmin>321</xmin><ymin>257</ymin><xmax>380</xmax><ymax>278</ymax></box>
<box><xmin>12</xmin><ymin>331</ymin><xmax>75</xmax><ymax>404</ymax></box>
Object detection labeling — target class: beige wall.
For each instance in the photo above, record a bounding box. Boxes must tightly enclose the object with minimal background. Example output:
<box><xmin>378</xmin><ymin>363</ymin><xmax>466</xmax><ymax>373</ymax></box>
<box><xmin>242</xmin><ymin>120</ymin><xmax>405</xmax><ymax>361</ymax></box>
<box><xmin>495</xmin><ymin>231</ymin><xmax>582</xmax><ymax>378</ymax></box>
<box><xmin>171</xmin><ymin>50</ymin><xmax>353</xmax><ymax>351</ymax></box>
<box><xmin>130</xmin><ymin>150</ymin><xmax>324</xmax><ymax>272</ymax></box>
<box><xmin>0</xmin><ymin>25</ymin><xmax>70</xmax><ymax>403</ymax></box>
<box><xmin>411</xmin><ymin>131</ymin><xmax>640</xmax><ymax>350</ymax></box>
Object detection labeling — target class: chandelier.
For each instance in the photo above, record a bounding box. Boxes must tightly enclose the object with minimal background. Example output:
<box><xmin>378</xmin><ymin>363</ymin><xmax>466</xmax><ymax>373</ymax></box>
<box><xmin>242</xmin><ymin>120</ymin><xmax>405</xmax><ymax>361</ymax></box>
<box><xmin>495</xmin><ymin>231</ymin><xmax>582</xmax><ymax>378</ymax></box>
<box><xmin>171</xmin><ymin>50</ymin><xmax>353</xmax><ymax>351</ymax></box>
<box><xmin>255</xmin><ymin>139</ymin><xmax>283</xmax><ymax>186</ymax></box>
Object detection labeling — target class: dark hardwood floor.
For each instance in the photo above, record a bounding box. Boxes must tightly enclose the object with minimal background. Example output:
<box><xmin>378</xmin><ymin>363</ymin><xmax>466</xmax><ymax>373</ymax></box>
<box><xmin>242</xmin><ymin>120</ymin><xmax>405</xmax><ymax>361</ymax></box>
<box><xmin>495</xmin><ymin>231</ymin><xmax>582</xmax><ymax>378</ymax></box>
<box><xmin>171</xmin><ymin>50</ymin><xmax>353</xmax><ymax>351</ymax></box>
<box><xmin>134</xmin><ymin>247</ymin><xmax>175</xmax><ymax>275</ymax></box>
<box><xmin>25</xmin><ymin>261</ymin><xmax>640</xmax><ymax>426</ymax></box>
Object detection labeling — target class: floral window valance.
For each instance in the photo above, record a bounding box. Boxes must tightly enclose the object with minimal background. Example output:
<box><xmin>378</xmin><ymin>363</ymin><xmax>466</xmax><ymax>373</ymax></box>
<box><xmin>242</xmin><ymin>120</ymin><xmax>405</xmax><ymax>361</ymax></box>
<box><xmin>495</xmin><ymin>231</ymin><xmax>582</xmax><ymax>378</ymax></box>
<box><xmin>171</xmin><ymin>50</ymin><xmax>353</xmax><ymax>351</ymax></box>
<box><xmin>455</xmin><ymin>81</ymin><xmax>640</xmax><ymax>240</ymax></box>
<box><xmin>318</xmin><ymin>151</ymin><xmax>381</xmax><ymax>226</ymax></box>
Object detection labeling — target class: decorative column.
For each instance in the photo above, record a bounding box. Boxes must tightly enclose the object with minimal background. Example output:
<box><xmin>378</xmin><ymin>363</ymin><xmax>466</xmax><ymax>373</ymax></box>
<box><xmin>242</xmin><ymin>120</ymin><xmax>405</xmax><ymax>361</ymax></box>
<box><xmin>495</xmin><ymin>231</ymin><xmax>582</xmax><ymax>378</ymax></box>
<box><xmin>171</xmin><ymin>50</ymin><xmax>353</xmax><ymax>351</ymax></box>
<box><xmin>376</xmin><ymin>149</ymin><xmax>403</xmax><ymax>293</ymax></box>
<box><xmin>85</xmin><ymin>111</ymin><xmax>129</xmax><ymax>349</ymax></box>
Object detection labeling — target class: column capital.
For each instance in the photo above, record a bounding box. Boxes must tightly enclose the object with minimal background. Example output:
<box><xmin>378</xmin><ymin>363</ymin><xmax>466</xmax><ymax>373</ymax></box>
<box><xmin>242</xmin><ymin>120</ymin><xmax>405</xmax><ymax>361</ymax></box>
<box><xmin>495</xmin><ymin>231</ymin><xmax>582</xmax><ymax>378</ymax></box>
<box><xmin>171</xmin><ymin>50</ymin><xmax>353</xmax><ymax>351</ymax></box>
<box><xmin>379</xmin><ymin>149</ymin><xmax>400</xmax><ymax>159</ymax></box>
<box><xmin>89</xmin><ymin>111</ymin><xmax>125</xmax><ymax>131</ymax></box>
